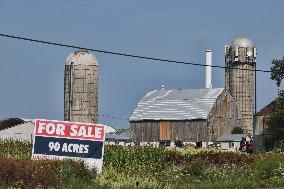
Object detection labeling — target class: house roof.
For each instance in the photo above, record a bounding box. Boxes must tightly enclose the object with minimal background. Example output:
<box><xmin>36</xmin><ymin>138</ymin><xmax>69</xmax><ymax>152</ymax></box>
<box><xmin>105</xmin><ymin>131</ymin><xmax>131</xmax><ymax>141</ymax></box>
<box><xmin>129</xmin><ymin>88</ymin><xmax>224</xmax><ymax>121</ymax></box>
<box><xmin>0</xmin><ymin>120</ymin><xmax>34</xmax><ymax>134</ymax></box>
<box><xmin>216</xmin><ymin>134</ymin><xmax>248</xmax><ymax>142</ymax></box>
<box><xmin>255</xmin><ymin>100</ymin><xmax>276</xmax><ymax>116</ymax></box>
<box><xmin>0</xmin><ymin>118</ymin><xmax>25</xmax><ymax>131</ymax></box>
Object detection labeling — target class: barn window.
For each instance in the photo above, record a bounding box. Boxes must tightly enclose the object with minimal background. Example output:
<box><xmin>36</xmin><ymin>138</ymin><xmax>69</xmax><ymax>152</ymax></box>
<box><xmin>196</xmin><ymin>142</ymin><xmax>202</xmax><ymax>148</ymax></box>
<box><xmin>160</xmin><ymin>122</ymin><xmax>171</xmax><ymax>141</ymax></box>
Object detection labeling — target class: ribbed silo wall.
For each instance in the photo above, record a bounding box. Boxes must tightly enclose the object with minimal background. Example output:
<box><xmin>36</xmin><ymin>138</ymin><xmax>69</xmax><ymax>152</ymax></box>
<box><xmin>64</xmin><ymin>63</ymin><xmax>98</xmax><ymax>123</ymax></box>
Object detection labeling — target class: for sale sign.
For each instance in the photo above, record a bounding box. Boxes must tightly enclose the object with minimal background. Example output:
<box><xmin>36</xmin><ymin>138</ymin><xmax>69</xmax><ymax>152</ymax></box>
<box><xmin>32</xmin><ymin>119</ymin><xmax>106</xmax><ymax>172</ymax></box>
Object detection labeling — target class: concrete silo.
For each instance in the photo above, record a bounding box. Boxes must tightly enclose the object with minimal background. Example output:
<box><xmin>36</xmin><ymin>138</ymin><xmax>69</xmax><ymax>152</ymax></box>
<box><xmin>64</xmin><ymin>50</ymin><xmax>99</xmax><ymax>123</ymax></box>
<box><xmin>225</xmin><ymin>37</ymin><xmax>256</xmax><ymax>134</ymax></box>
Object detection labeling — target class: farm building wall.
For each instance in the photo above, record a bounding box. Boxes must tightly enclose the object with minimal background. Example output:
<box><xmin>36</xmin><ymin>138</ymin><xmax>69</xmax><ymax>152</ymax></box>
<box><xmin>130</xmin><ymin>90</ymin><xmax>244</xmax><ymax>144</ymax></box>
<box><xmin>208</xmin><ymin>90</ymin><xmax>244</xmax><ymax>141</ymax></box>
<box><xmin>130</xmin><ymin>120</ymin><xmax>207</xmax><ymax>144</ymax></box>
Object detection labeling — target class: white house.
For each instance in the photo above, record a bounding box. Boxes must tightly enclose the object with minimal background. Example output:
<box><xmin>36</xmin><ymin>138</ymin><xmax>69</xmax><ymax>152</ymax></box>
<box><xmin>216</xmin><ymin>134</ymin><xmax>250</xmax><ymax>151</ymax></box>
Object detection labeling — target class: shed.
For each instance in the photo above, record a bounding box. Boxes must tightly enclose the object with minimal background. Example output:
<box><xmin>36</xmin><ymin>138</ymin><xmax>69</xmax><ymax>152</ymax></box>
<box><xmin>254</xmin><ymin>100</ymin><xmax>277</xmax><ymax>152</ymax></box>
<box><xmin>105</xmin><ymin>130</ymin><xmax>131</xmax><ymax>146</ymax></box>
<box><xmin>129</xmin><ymin>88</ymin><xmax>244</xmax><ymax>145</ymax></box>
<box><xmin>255</xmin><ymin>100</ymin><xmax>275</xmax><ymax>135</ymax></box>
<box><xmin>0</xmin><ymin>119</ymin><xmax>34</xmax><ymax>142</ymax></box>
<box><xmin>216</xmin><ymin>134</ymin><xmax>249</xmax><ymax>151</ymax></box>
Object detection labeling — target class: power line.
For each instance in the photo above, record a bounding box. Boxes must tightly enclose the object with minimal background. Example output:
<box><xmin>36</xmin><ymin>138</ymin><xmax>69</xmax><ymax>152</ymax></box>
<box><xmin>56</xmin><ymin>0</ymin><xmax>284</xmax><ymax>39</ymax></box>
<box><xmin>0</xmin><ymin>32</ymin><xmax>271</xmax><ymax>73</ymax></box>
<box><xmin>98</xmin><ymin>113</ymin><xmax>129</xmax><ymax>121</ymax></box>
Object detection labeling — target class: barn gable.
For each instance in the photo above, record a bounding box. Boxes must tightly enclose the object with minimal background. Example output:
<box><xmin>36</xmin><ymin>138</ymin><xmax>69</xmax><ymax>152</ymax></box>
<box><xmin>208</xmin><ymin>90</ymin><xmax>244</xmax><ymax>141</ymax></box>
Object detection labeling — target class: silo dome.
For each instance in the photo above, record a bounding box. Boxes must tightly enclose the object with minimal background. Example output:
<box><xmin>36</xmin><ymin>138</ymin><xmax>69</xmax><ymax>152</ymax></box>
<box><xmin>65</xmin><ymin>50</ymin><xmax>98</xmax><ymax>66</ymax></box>
<box><xmin>231</xmin><ymin>37</ymin><xmax>254</xmax><ymax>48</ymax></box>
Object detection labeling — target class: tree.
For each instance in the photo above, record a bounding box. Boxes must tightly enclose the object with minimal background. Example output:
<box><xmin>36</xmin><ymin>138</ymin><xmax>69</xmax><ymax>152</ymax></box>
<box><xmin>270</xmin><ymin>56</ymin><xmax>284</xmax><ymax>88</ymax></box>
<box><xmin>114</xmin><ymin>128</ymin><xmax>129</xmax><ymax>135</ymax></box>
<box><xmin>231</xmin><ymin>126</ymin><xmax>244</xmax><ymax>134</ymax></box>
<box><xmin>266</xmin><ymin>91</ymin><xmax>284</xmax><ymax>131</ymax></box>
<box><xmin>265</xmin><ymin>56</ymin><xmax>284</xmax><ymax>149</ymax></box>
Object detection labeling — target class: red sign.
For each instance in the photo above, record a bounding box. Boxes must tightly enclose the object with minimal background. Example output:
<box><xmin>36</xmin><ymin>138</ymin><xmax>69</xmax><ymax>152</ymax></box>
<box><xmin>32</xmin><ymin>119</ymin><xmax>106</xmax><ymax>173</ymax></box>
<box><xmin>35</xmin><ymin>119</ymin><xmax>105</xmax><ymax>141</ymax></box>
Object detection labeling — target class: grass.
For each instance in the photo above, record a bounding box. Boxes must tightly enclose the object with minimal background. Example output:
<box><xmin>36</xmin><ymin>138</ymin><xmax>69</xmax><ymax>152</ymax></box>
<box><xmin>1</xmin><ymin>140</ymin><xmax>284</xmax><ymax>188</ymax></box>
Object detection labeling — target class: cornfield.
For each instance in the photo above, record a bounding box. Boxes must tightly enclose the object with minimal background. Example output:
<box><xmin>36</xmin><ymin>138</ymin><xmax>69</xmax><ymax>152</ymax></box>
<box><xmin>0</xmin><ymin>140</ymin><xmax>32</xmax><ymax>158</ymax></box>
<box><xmin>2</xmin><ymin>141</ymin><xmax>284</xmax><ymax>188</ymax></box>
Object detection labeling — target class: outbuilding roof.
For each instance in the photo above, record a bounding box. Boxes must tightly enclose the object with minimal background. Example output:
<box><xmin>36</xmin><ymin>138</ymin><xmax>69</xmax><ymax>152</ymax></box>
<box><xmin>216</xmin><ymin>134</ymin><xmax>248</xmax><ymax>142</ymax></box>
<box><xmin>105</xmin><ymin>131</ymin><xmax>131</xmax><ymax>141</ymax></box>
<box><xmin>255</xmin><ymin>100</ymin><xmax>276</xmax><ymax>116</ymax></box>
<box><xmin>129</xmin><ymin>88</ymin><xmax>224</xmax><ymax>121</ymax></box>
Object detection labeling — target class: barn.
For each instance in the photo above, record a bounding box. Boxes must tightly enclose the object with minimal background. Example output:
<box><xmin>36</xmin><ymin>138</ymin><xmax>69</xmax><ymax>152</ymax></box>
<box><xmin>129</xmin><ymin>88</ymin><xmax>244</xmax><ymax>146</ymax></box>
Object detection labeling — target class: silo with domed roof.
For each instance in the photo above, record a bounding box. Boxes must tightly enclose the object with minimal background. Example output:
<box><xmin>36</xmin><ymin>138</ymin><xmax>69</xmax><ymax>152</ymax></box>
<box><xmin>64</xmin><ymin>50</ymin><xmax>99</xmax><ymax>123</ymax></box>
<box><xmin>225</xmin><ymin>37</ymin><xmax>256</xmax><ymax>134</ymax></box>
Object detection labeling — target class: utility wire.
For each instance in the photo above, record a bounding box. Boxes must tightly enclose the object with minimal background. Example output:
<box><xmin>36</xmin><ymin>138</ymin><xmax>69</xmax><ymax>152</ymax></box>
<box><xmin>0</xmin><ymin>33</ymin><xmax>271</xmax><ymax>73</ymax></box>
<box><xmin>57</xmin><ymin>0</ymin><xmax>284</xmax><ymax>39</ymax></box>
<box><xmin>98</xmin><ymin>113</ymin><xmax>129</xmax><ymax>121</ymax></box>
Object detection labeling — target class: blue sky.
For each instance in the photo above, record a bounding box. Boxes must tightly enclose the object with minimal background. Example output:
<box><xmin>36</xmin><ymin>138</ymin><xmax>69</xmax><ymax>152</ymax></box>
<box><xmin>0</xmin><ymin>0</ymin><xmax>284</xmax><ymax>128</ymax></box>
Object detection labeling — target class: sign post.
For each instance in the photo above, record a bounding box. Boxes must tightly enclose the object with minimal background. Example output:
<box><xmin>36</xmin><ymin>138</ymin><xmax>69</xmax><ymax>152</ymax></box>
<box><xmin>32</xmin><ymin>119</ymin><xmax>106</xmax><ymax>173</ymax></box>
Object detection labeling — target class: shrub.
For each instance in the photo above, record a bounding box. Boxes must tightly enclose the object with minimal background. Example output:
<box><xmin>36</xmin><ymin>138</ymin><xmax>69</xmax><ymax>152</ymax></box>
<box><xmin>195</xmin><ymin>151</ymin><xmax>253</xmax><ymax>165</ymax></box>
<box><xmin>231</xmin><ymin>126</ymin><xmax>244</xmax><ymax>134</ymax></box>
<box><xmin>164</xmin><ymin>150</ymin><xmax>186</xmax><ymax>165</ymax></box>
<box><xmin>204</xmin><ymin>164</ymin><xmax>250</xmax><ymax>183</ymax></box>
<box><xmin>273</xmin><ymin>140</ymin><xmax>284</xmax><ymax>152</ymax></box>
<box><xmin>57</xmin><ymin>160</ymin><xmax>95</xmax><ymax>184</ymax></box>
<box><xmin>253</xmin><ymin>156</ymin><xmax>284</xmax><ymax>179</ymax></box>
<box><xmin>0</xmin><ymin>157</ymin><xmax>95</xmax><ymax>188</ymax></box>
<box><xmin>0</xmin><ymin>157</ymin><xmax>60</xmax><ymax>188</ymax></box>
<box><xmin>96</xmin><ymin>166</ymin><xmax>160</xmax><ymax>189</ymax></box>
<box><xmin>184</xmin><ymin>158</ymin><xmax>205</xmax><ymax>177</ymax></box>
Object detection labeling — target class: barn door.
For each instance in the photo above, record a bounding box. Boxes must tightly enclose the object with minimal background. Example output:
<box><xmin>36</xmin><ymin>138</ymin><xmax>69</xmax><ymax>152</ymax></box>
<box><xmin>160</xmin><ymin>121</ymin><xmax>171</xmax><ymax>141</ymax></box>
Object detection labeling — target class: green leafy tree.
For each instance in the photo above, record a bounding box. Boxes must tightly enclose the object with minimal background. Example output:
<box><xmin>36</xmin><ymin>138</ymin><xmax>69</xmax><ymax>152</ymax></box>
<box><xmin>265</xmin><ymin>56</ymin><xmax>284</xmax><ymax>149</ymax></box>
<box><xmin>114</xmin><ymin>128</ymin><xmax>127</xmax><ymax>135</ymax></box>
<box><xmin>270</xmin><ymin>56</ymin><xmax>284</xmax><ymax>88</ymax></box>
<box><xmin>231</xmin><ymin>126</ymin><xmax>244</xmax><ymax>134</ymax></box>
<box><xmin>266</xmin><ymin>91</ymin><xmax>284</xmax><ymax>131</ymax></box>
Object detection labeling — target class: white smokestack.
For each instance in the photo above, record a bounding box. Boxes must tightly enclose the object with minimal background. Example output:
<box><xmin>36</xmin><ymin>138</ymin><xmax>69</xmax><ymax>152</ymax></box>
<box><xmin>205</xmin><ymin>49</ymin><xmax>212</xmax><ymax>89</ymax></box>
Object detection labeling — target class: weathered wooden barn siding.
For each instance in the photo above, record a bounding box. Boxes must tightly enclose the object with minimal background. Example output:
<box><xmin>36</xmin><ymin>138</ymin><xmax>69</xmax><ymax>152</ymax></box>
<box><xmin>130</xmin><ymin>121</ymin><xmax>160</xmax><ymax>144</ymax></box>
<box><xmin>171</xmin><ymin>120</ymin><xmax>207</xmax><ymax>142</ymax></box>
<box><xmin>208</xmin><ymin>90</ymin><xmax>244</xmax><ymax>141</ymax></box>
<box><xmin>130</xmin><ymin>120</ymin><xmax>207</xmax><ymax>143</ymax></box>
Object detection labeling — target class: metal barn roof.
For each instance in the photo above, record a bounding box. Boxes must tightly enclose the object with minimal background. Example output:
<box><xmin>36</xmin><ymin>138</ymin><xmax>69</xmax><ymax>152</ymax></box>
<box><xmin>129</xmin><ymin>88</ymin><xmax>224</xmax><ymax>121</ymax></box>
<box><xmin>106</xmin><ymin>131</ymin><xmax>131</xmax><ymax>141</ymax></box>
<box><xmin>216</xmin><ymin>134</ymin><xmax>248</xmax><ymax>142</ymax></box>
